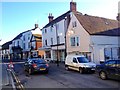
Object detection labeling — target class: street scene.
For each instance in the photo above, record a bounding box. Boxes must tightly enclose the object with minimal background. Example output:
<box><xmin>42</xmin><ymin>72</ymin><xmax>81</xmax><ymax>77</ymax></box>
<box><xmin>0</xmin><ymin>0</ymin><xmax>120</xmax><ymax>89</ymax></box>
<box><xmin>1</xmin><ymin>59</ymin><xmax>120</xmax><ymax>89</ymax></box>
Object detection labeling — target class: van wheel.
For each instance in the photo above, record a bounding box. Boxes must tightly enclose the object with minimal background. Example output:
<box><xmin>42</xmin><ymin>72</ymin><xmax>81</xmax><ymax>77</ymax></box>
<box><xmin>79</xmin><ymin>68</ymin><xmax>83</xmax><ymax>74</ymax></box>
<box><xmin>99</xmin><ymin>71</ymin><xmax>107</xmax><ymax>80</ymax></box>
<box><xmin>65</xmin><ymin>65</ymin><xmax>69</xmax><ymax>71</ymax></box>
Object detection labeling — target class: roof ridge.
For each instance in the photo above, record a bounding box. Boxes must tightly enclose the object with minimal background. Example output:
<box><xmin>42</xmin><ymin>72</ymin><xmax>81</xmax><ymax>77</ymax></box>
<box><xmin>74</xmin><ymin>11</ymin><xmax>117</xmax><ymax>21</ymax></box>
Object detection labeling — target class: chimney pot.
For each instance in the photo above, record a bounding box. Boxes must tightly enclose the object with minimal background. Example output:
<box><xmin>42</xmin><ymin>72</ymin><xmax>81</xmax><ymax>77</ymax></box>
<box><xmin>48</xmin><ymin>13</ymin><xmax>54</xmax><ymax>22</ymax></box>
<box><xmin>35</xmin><ymin>24</ymin><xmax>38</xmax><ymax>28</ymax></box>
<box><xmin>70</xmin><ymin>1</ymin><xmax>77</xmax><ymax>12</ymax></box>
<box><xmin>117</xmin><ymin>13</ymin><xmax>120</xmax><ymax>21</ymax></box>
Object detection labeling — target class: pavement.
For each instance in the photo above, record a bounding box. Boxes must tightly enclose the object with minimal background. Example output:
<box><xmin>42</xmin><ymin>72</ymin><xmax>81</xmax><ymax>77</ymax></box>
<box><xmin>0</xmin><ymin>60</ymin><xmax>16</xmax><ymax>90</ymax></box>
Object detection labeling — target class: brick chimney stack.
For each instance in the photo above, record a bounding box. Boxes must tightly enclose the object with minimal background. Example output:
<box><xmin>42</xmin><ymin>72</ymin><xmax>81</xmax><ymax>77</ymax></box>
<box><xmin>48</xmin><ymin>13</ymin><xmax>54</xmax><ymax>22</ymax></box>
<box><xmin>70</xmin><ymin>0</ymin><xmax>77</xmax><ymax>12</ymax></box>
<box><xmin>35</xmin><ymin>24</ymin><xmax>38</xmax><ymax>28</ymax></box>
<box><xmin>117</xmin><ymin>13</ymin><xmax>120</xmax><ymax>21</ymax></box>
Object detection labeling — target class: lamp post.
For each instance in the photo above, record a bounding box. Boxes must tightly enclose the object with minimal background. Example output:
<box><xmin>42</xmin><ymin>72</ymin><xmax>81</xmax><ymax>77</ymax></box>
<box><xmin>64</xmin><ymin>17</ymin><xmax>67</xmax><ymax>59</ymax></box>
<box><xmin>55</xmin><ymin>24</ymin><xmax>59</xmax><ymax>67</ymax></box>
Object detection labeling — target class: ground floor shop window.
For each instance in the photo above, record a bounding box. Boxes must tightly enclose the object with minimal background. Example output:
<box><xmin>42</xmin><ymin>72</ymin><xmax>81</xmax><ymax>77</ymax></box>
<box><xmin>104</xmin><ymin>47</ymin><xmax>120</xmax><ymax>61</ymax></box>
<box><xmin>46</xmin><ymin>51</ymin><xmax>51</xmax><ymax>58</ymax></box>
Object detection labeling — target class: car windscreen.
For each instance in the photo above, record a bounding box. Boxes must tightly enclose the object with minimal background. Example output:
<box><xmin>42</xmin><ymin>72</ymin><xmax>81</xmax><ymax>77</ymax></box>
<box><xmin>33</xmin><ymin>59</ymin><xmax>46</xmax><ymax>64</ymax></box>
<box><xmin>77</xmin><ymin>57</ymin><xmax>89</xmax><ymax>63</ymax></box>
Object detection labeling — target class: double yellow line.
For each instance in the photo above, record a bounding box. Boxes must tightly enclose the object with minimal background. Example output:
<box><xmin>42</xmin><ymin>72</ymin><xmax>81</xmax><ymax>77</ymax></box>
<box><xmin>11</xmin><ymin>69</ymin><xmax>25</xmax><ymax>90</ymax></box>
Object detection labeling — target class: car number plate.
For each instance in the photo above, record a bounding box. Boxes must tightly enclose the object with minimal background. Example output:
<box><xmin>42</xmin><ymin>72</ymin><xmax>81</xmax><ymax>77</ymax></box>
<box><xmin>91</xmin><ymin>68</ymin><xmax>95</xmax><ymax>70</ymax></box>
<box><xmin>40</xmin><ymin>68</ymin><xmax>46</xmax><ymax>70</ymax></box>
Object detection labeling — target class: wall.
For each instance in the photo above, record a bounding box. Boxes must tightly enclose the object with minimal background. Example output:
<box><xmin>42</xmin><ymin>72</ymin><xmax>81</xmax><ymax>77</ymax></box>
<box><xmin>42</xmin><ymin>19</ymin><xmax>66</xmax><ymax>48</ymax></box>
<box><xmin>66</xmin><ymin>12</ymin><xmax>91</xmax><ymax>53</ymax></box>
<box><xmin>90</xmin><ymin>35</ymin><xmax>119</xmax><ymax>64</ymax></box>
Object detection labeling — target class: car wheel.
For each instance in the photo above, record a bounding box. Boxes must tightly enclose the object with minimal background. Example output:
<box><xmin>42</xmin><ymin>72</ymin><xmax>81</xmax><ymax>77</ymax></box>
<box><xmin>65</xmin><ymin>65</ymin><xmax>69</xmax><ymax>71</ymax></box>
<box><xmin>99</xmin><ymin>71</ymin><xmax>107</xmax><ymax>80</ymax></box>
<box><xmin>28</xmin><ymin>68</ymin><xmax>32</xmax><ymax>75</ymax></box>
<box><xmin>45</xmin><ymin>70</ymin><xmax>49</xmax><ymax>74</ymax></box>
<box><xmin>79</xmin><ymin>68</ymin><xmax>83</xmax><ymax>74</ymax></box>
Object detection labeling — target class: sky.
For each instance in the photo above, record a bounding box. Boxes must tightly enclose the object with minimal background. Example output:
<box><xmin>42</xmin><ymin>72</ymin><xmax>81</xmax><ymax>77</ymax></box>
<box><xmin>0</xmin><ymin>0</ymin><xmax>120</xmax><ymax>45</ymax></box>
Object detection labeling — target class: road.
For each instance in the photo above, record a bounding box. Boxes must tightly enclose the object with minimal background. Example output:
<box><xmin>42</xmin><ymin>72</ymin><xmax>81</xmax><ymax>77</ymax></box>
<box><xmin>13</xmin><ymin>62</ymin><xmax>120</xmax><ymax>89</ymax></box>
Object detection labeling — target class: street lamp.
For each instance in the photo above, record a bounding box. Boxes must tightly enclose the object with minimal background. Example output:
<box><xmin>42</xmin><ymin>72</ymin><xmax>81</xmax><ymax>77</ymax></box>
<box><xmin>64</xmin><ymin>17</ymin><xmax>67</xmax><ymax>59</ymax></box>
<box><xmin>55</xmin><ymin>23</ymin><xmax>59</xmax><ymax>67</ymax></box>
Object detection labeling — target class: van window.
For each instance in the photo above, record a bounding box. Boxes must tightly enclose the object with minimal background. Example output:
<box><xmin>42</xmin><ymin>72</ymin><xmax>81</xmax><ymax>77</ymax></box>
<box><xmin>77</xmin><ymin>57</ymin><xmax>89</xmax><ymax>63</ymax></box>
<box><xmin>73</xmin><ymin>58</ymin><xmax>77</xmax><ymax>63</ymax></box>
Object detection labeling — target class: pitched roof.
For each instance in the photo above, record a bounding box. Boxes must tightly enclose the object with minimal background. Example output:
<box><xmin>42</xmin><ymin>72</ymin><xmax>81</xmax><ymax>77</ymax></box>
<box><xmin>13</xmin><ymin>28</ymin><xmax>36</xmax><ymax>40</ymax></box>
<box><xmin>32</xmin><ymin>34</ymin><xmax>42</xmax><ymax>41</ymax></box>
<box><xmin>92</xmin><ymin>28</ymin><xmax>120</xmax><ymax>36</ymax></box>
<box><xmin>43</xmin><ymin>11</ymin><xmax>71</xmax><ymax>29</ymax></box>
<box><xmin>2</xmin><ymin>41</ymin><xmax>12</xmax><ymax>50</ymax></box>
<box><xmin>74</xmin><ymin>12</ymin><xmax>120</xmax><ymax>36</ymax></box>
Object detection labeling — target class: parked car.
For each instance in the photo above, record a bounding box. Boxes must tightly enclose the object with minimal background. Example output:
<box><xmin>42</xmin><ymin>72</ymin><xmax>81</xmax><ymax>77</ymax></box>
<box><xmin>96</xmin><ymin>60</ymin><xmax>120</xmax><ymax>80</ymax></box>
<box><xmin>65</xmin><ymin>54</ymin><xmax>96</xmax><ymax>73</ymax></box>
<box><xmin>24</xmin><ymin>58</ymin><xmax>49</xmax><ymax>74</ymax></box>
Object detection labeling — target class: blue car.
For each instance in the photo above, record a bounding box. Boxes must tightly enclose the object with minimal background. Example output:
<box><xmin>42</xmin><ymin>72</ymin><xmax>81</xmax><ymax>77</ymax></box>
<box><xmin>24</xmin><ymin>58</ymin><xmax>49</xmax><ymax>74</ymax></box>
<box><xmin>96</xmin><ymin>60</ymin><xmax>120</xmax><ymax>80</ymax></box>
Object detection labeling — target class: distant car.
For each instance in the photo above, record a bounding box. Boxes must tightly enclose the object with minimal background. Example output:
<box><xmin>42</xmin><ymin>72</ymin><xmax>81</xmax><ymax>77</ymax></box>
<box><xmin>24</xmin><ymin>58</ymin><xmax>49</xmax><ymax>74</ymax></box>
<box><xmin>96</xmin><ymin>60</ymin><xmax>120</xmax><ymax>80</ymax></box>
<box><xmin>65</xmin><ymin>54</ymin><xmax>96</xmax><ymax>73</ymax></box>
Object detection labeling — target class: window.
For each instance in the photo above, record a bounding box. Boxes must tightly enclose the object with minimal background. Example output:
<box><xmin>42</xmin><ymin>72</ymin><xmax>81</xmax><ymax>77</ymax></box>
<box><xmin>45</xmin><ymin>29</ymin><xmax>47</xmax><ymax>33</ymax></box>
<box><xmin>57</xmin><ymin>36</ymin><xmax>60</xmax><ymax>44</ymax></box>
<box><xmin>77</xmin><ymin>57</ymin><xmax>89</xmax><ymax>63</ymax></box>
<box><xmin>72</xmin><ymin>21</ymin><xmax>77</xmax><ymax>28</ymax></box>
<box><xmin>56</xmin><ymin>23</ymin><xmax>59</xmax><ymax>30</ymax></box>
<box><xmin>42</xmin><ymin>30</ymin><xmax>44</xmax><ymax>34</ymax></box>
<box><xmin>28</xmin><ymin>42</ymin><xmax>31</xmax><ymax>48</ymax></box>
<box><xmin>105</xmin><ymin>60</ymin><xmax>116</xmax><ymax>67</ymax></box>
<box><xmin>51</xmin><ymin>25</ymin><xmax>53</xmax><ymax>32</ymax></box>
<box><xmin>70</xmin><ymin>37</ymin><xmax>79</xmax><ymax>46</ymax></box>
<box><xmin>23</xmin><ymin>36</ymin><xmax>25</xmax><ymax>41</ymax></box>
<box><xmin>23</xmin><ymin>43</ymin><xmax>25</xmax><ymax>49</ymax></box>
<box><xmin>70</xmin><ymin>37</ymin><xmax>75</xmax><ymax>46</ymax></box>
<box><xmin>14</xmin><ymin>42</ymin><xmax>15</xmax><ymax>46</ymax></box>
<box><xmin>73</xmin><ymin>58</ymin><xmax>77</xmax><ymax>63</ymax></box>
<box><xmin>51</xmin><ymin>38</ymin><xmax>53</xmax><ymax>45</ymax></box>
<box><xmin>76</xmin><ymin>37</ymin><xmax>79</xmax><ymax>46</ymax></box>
<box><xmin>28</xmin><ymin>34</ymin><xmax>30</xmax><ymax>40</ymax></box>
<box><xmin>45</xmin><ymin>40</ymin><xmax>47</xmax><ymax>46</ymax></box>
<box><xmin>17</xmin><ymin>41</ymin><xmax>19</xmax><ymax>46</ymax></box>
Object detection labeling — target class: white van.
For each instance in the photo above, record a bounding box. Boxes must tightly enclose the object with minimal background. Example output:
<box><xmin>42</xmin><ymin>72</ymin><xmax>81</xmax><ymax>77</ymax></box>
<box><xmin>65</xmin><ymin>54</ymin><xmax>96</xmax><ymax>73</ymax></box>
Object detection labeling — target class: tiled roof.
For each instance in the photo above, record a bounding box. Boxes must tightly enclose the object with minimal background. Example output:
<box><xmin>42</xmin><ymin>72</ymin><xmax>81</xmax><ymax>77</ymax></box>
<box><xmin>74</xmin><ymin>12</ymin><xmax>119</xmax><ymax>36</ymax></box>
<box><xmin>13</xmin><ymin>27</ymin><xmax>36</xmax><ymax>41</ymax></box>
<box><xmin>32</xmin><ymin>34</ymin><xmax>42</xmax><ymax>41</ymax></box>
<box><xmin>92</xmin><ymin>28</ymin><xmax>120</xmax><ymax>36</ymax></box>
<box><xmin>43</xmin><ymin>11</ymin><xmax>71</xmax><ymax>29</ymax></box>
<box><xmin>13</xmin><ymin>30</ymin><xmax>31</xmax><ymax>40</ymax></box>
<box><xmin>2</xmin><ymin>41</ymin><xmax>12</xmax><ymax>50</ymax></box>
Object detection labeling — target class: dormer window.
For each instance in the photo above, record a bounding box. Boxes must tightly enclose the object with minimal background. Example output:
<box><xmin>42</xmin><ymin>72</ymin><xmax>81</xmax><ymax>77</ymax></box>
<box><xmin>105</xmin><ymin>22</ymin><xmax>109</xmax><ymax>25</ymax></box>
<box><xmin>72</xmin><ymin>21</ymin><xmax>77</xmax><ymax>28</ymax></box>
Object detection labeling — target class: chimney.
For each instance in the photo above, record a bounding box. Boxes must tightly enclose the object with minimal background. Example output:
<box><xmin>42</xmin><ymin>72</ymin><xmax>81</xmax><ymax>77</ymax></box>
<box><xmin>70</xmin><ymin>0</ymin><xmax>77</xmax><ymax>12</ymax></box>
<box><xmin>48</xmin><ymin>13</ymin><xmax>54</xmax><ymax>22</ymax></box>
<box><xmin>35</xmin><ymin>24</ymin><xmax>38</xmax><ymax>28</ymax></box>
<box><xmin>117</xmin><ymin>13</ymin><xmax>120</xmax><ymax>21</ymax></box>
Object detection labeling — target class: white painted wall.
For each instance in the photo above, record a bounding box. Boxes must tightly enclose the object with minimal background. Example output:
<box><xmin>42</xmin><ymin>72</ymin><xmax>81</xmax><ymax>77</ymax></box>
<box><xmin>90</xmin><ymin>35</ymin><xmax>119</xmax><ymax>64</ymax></box>
<box><xmin>42</xmin><ymin>19</ymin><xmax>66</xmax><ymax>49</ymax></box>
<box><xmin>21</xmin><ymin>31</ymin><xmax>32</xmax><ymax>51</ymax></box>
